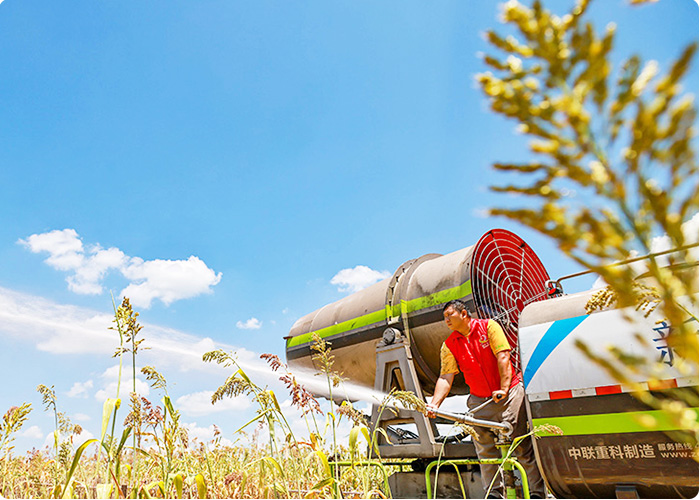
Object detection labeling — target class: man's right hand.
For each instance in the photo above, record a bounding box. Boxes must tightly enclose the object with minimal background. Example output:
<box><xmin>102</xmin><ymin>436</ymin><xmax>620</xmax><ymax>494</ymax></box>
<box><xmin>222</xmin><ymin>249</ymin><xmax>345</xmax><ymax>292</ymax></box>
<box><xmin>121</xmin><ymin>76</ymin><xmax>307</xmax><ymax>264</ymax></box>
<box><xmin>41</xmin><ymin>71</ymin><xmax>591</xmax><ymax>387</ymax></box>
<box><xmin>492</xmin><ymin>389</ymin><xmax>507</xmax><ymax>403</ymax></box>
<box><xmin>425</xmin><ymin>403</ymin><xmax>438</xmax><ymax>418</ymax></box>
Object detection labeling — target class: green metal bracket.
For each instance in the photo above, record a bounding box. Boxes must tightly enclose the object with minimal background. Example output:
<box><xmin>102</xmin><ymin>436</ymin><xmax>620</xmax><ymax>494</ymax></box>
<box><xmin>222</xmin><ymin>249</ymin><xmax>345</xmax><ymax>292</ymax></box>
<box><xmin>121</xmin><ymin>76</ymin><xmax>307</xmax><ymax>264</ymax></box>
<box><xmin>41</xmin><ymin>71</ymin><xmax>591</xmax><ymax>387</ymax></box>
<box><xmin>424</xmin><ymin>456</ymin><xmax>530</xmax><ymax>499</ymax></box>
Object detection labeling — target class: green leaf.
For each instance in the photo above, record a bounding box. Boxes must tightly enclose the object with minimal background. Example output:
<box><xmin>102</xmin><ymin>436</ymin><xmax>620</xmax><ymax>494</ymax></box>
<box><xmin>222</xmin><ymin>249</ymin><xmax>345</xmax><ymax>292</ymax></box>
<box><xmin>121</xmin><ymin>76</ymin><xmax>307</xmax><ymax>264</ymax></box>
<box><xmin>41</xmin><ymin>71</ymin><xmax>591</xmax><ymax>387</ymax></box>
<box><xmin>360</xmin><ymin>425</ymin><xmax>371</xmax><ymax>448</ymax></box>
<box><xmin>310</xmin><ymin>476</ymin><xmax>335</xmax><ymax>491</ymax></box>
<box><xmin>235</xmin><ymin>368</ymin><xmax>252</xmax><ymax>385</ymax></box>
<box><xmin>114</xmin><ymin>427</ymin><xmax>132</xmax><ymax>481</ymax></box>
<box><xmin>307</xmin><ymin>449</ymin><xmax>332</xmax><ymax>478</ymax></box>
<box><xmin>195</xmin><ymin>473</ymin><xmax>207</xmax><ymax>499</ymax></box>
<box><xmin>349</xmin><ymin>426</ymin><xmax>359</xmax><ymax>455</ymax></box>
<box><xmin>239</xmin><ymin>471</ymin><xmax>247</xmax><ymax>496</ymax></box>
<box><xmin>262</xmin><ymin>456</ymin><xmax>284</xmax><ymax>477</ymax></box>
<box><xmin>61</xmin><ymin>438</ymin><xmax>99</xmax><ymax>499</ymax></box>
<box><xmin>268</xmin><ymin>390</ymin><xmax>282</xmax><ymax>413</ymax></box>
<box><xmin>163</xmin><ymin>395</ymin><xmax>176</xmax><ymax>419</ymax></box>
<box><xmin>309</xmin><ymin>432</ymin><xmax>321</xmax><ymax>451</ymax></box>
<box><xmin>133</xmin><ymin>446</ymin><xmax>151</xmax><ymax>458</ymax></box>
<box><xmin>122</xmin><ymin>463</ymin><xmax>132</xmax><ymax>481</ymax></box>
<box><xmin>375</xmin><ymin>427</ymin><xmax>390</xmax><ymax>454</ymax></box>
<box><xmin>271</xmin><ymin>482</ymin><xmax>288</xmax><ymax>496</ymax></box>
<box><xmin>234</xmin><ymin>409</ymin><xmax>271</xmax><ymax>434</ymax></box>
<box><xmin>173</xmin><ymin>473</ymin><xmax>184</xmax><ymax>499</ymax></box>
<box><xmin>101</xmin><ymin>398</ymin><xmax>120</xmax><ymax>442</ymax></box>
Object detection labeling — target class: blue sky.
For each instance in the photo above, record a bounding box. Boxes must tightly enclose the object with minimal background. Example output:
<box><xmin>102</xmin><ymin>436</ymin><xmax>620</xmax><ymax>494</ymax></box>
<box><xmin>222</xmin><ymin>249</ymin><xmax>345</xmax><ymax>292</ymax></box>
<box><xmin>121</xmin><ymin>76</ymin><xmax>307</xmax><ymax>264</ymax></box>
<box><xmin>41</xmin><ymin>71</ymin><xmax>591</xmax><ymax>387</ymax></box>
<box><xmin>0</xmin><ymin>0</ymin><xmax>697</xmax><ymax>453</ymax></box>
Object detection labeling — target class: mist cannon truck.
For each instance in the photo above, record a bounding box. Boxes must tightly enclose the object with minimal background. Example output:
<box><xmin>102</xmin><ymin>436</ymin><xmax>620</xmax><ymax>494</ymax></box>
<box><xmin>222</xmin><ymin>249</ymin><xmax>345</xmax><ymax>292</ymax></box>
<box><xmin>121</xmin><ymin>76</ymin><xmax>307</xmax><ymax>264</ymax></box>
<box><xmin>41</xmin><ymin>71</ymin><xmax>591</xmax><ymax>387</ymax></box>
<box><xmin>285</xmin><ymin>229</ymin><xmax>698</xmax><ymax>499</ymax></box>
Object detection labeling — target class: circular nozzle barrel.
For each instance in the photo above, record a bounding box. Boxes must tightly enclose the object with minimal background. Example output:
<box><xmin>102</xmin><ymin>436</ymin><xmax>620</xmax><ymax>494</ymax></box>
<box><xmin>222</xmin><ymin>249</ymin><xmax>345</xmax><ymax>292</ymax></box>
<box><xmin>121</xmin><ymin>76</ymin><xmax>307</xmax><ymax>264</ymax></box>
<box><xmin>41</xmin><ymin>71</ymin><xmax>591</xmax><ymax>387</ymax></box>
<box><xmin>285</xmin><ymin>229</ymin><xmax>550</xmax><ymax>396</ymax></box>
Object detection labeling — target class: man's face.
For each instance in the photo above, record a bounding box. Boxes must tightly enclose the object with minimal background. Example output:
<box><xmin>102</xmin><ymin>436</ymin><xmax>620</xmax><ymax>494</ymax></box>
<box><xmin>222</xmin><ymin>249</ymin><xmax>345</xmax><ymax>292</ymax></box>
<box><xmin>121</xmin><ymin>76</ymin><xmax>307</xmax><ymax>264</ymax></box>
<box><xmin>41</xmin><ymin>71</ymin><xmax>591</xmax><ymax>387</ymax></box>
<box><xmin>443</xmin><ymin>306</ymin><xmax>469</xmax><ymax>332</ymax></box>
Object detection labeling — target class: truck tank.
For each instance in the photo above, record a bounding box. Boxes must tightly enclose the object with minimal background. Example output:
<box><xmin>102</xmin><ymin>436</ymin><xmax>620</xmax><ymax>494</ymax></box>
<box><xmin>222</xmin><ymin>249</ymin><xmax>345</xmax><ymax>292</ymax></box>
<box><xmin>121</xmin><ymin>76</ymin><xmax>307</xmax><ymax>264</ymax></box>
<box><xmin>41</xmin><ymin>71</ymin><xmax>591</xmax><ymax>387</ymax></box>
<box><xmin>285</xmin><ymin>228</ymin><xmax>550</xmax><ymax>394</ymax></box>
<box><xmin>518</xmin><ymin>289</ymin><xmax>699</xmax><ymax>498</ymax></box>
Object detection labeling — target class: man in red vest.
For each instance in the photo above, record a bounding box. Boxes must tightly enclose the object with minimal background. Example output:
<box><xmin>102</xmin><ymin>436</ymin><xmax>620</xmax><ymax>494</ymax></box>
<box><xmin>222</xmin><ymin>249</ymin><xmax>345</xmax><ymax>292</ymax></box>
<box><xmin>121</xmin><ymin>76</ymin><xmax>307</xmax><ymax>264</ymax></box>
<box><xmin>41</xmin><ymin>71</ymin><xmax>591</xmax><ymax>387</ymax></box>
<box><xmin>426</xmin><ymin>299</ymin><xmax>546</xmax><ymax>499</ymax></box>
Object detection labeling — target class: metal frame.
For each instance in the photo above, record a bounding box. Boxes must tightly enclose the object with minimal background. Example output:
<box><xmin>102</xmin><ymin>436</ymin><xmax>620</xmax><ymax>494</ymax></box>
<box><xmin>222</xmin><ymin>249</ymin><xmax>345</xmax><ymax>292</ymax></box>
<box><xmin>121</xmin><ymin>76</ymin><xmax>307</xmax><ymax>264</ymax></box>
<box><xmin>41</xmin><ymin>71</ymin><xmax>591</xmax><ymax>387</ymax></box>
<box><xmin>370</xmin><ymin>334</ymin><xmax>478</xmax><ymax>459</ymax></box>
<box><xmin>371</xmin><ymin>334</ymin><xmax>442</xmax><ymax>458</ymax></box>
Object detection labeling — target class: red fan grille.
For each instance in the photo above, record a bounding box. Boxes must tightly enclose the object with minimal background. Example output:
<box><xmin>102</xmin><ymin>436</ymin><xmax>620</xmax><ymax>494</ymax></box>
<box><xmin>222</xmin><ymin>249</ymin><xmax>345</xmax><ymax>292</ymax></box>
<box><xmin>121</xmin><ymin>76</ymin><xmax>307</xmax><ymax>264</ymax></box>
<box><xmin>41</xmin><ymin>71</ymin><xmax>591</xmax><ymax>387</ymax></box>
<box><xmin>470</xmin><ymin>229</ymin><xmax>550</xmax><ymax>371</ymax></box>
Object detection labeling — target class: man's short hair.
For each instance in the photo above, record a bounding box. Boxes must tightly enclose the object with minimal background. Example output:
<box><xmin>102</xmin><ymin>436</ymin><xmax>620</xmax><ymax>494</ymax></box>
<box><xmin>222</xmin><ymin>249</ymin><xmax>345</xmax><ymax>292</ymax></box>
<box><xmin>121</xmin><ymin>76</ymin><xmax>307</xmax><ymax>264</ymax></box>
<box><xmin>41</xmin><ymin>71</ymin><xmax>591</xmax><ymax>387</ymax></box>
<box><xmin>443</xmin><ymin>299</ymin><xmax>468</xmax><ymax>314</ymax></box>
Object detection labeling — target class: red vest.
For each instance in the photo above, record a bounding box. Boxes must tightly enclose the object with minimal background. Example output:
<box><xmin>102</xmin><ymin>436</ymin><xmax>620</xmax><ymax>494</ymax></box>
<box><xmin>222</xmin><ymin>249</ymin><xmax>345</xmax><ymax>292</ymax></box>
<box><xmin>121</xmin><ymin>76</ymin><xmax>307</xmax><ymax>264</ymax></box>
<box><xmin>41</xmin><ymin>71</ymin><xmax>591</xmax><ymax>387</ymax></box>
<box><xmin>445</xmin><ymin>318</ymin><xmax>522</xmax><ymax>398</ymax></box>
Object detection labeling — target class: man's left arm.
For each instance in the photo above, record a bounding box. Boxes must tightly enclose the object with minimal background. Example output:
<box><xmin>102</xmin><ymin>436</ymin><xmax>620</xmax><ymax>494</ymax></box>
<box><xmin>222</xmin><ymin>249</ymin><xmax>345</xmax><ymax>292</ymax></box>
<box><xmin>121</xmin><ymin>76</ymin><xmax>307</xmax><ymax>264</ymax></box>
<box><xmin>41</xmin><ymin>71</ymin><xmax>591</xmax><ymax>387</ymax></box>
<box><xmin>493</xmin><ymin>350</ymin><xmax>512</xmax><ymax>402</ymax></box>
<box><xmin>487</xmin><ymin>319</ymin><xmax>512</xmax><ymax>403</ymax></box>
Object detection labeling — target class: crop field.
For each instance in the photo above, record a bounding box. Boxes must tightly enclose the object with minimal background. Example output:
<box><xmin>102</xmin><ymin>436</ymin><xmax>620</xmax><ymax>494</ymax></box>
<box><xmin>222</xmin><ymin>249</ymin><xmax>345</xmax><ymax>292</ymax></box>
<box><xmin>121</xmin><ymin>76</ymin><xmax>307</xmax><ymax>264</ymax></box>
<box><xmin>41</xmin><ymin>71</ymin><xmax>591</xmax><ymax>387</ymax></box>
<box><xmin>0</xmin><ymin>298</ymin><xmax>426</xmax><ymax>499</ymax></box>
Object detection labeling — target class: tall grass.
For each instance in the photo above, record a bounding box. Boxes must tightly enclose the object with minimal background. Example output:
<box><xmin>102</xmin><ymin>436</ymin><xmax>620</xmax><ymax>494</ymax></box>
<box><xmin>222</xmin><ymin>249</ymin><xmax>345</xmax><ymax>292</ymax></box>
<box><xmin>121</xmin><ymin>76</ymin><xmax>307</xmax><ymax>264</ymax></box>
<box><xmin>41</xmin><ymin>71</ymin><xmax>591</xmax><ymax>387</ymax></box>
<box><xmin>0</xmin><ymin>299</ymin><xmax>412</xmax><ymax>499</ymax></box>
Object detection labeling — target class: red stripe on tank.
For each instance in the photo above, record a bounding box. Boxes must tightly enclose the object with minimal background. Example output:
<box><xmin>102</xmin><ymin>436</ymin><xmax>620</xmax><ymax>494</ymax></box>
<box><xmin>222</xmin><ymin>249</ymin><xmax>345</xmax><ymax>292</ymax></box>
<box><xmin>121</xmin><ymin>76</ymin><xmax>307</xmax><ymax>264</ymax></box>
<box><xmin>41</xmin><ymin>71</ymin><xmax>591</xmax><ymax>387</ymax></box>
<box><xmin>549</xmin><ymin>389</ymin><xmax>573</xmax><ymax>400</ymax></box>
<box><xmin>595</xmin><ymin>385</ymin><xmax>622</xmax><ymax>395</ymax></box>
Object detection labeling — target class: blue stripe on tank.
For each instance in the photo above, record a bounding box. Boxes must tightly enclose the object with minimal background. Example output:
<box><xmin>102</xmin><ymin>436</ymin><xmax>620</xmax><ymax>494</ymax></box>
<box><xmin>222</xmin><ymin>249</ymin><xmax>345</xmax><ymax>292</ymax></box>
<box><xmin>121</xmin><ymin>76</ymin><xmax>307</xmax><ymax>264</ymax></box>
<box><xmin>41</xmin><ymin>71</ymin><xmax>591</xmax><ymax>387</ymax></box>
<box><xmin>523</xmin><ymin>315</ymin><xmax>588</xmax><ymax>389</ymax></box>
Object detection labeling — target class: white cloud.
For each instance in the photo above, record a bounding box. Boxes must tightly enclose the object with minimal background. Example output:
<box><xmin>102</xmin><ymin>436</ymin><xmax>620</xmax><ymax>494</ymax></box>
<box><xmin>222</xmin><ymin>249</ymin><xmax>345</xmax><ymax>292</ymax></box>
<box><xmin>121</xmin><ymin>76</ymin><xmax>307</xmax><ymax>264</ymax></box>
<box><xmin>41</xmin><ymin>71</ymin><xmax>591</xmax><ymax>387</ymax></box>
<box><xmin>181</xmin><ymin>422</ymin><xmax>234</xmax><ymax>447</ymax></box>
<box><xmin>18</xmin><ymin>229</ymin><xmax>222</xmax><ymax>308</ymax></box>
<box><xmin>22</xmin><ymin>425</ymin><xmax>44</xmax><ymax>440</ymax></box>
<box><xmin>121</xmin><ymin>256</ymin><xmax>222</xmax><ymax>308</ymax></box>
<box><xmin>19</xmin><ymin>229</ymin><xmax>84</xmax><ymax>270</ymax></box>
<box><xmin>176</xmin><ymin>391</ymin><xmax>251</xmax><ymax>417</ymax></box>
<box><xmin>69</xmin><ymin>246</ymin><xmax>128</xmax><ymax>295</ymax></box>
<box><xmin>330</xmin><ymin>265</ymin><xmax>390</xmax><ymax>293</ymax></box>
<box><xmin>236</xmin><ymin>317</ymin><xmax>262</xmax><ymax>330</ymax></box>
<box><xmin>73</xmin><ymin>413</ymin><xmax>91</xmax><ymax>422</ymax></box>
<box><xmin>94</xmin><ymin>366</ymin><xmax>151</xmax><ymax>402</ymax></box>
<box><xmin>67</xmin><ymin>380</ymin><xmax>94</xmax><ymax>398</ymax></box>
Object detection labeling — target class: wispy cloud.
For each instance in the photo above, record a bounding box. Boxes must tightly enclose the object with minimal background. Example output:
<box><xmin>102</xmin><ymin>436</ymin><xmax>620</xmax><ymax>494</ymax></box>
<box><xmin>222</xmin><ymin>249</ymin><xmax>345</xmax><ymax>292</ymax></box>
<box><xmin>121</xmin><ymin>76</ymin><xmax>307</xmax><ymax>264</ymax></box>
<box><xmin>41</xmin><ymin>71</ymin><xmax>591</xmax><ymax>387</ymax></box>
<box><xmin>0</xmin><ymin>286</ymin><xmax>247</xmax><ymax>373</ymax></box>
<box><xmin>330</xmin><ymin>265</ymin><xmax>390</xmax><ymax>293</ymax></box>
<box><xmin>176</xmin><ymin>391</ymin><xmax>251</xmax><ymax>417</ymax></box>
<box><xmin>0</xmin><ymin>287</ymin><xmax>119</xmax><ymax>355</ymax></box>
<box><xmin>67</xmin><ymin>380</ymin><xmax>94</xmax><ymax>398</ymax></box>
<box><xmin>93</xmin><ymin>366</ymin><xmax>152</xmax><ymax>402</ymax></box>
<box><xmin>18</xmin><ymin>229</ymin><xmax>222</xmax><ymax>308</ymax></box>
<box><xmin>22</xmin><ymin>426</ymin><xmax>44</xmax><ymax>440</ymax></box>
<box><xmin>236</xmin><ymin>317</ymin><xmax>262</xmax><ymax>330</ymax></box>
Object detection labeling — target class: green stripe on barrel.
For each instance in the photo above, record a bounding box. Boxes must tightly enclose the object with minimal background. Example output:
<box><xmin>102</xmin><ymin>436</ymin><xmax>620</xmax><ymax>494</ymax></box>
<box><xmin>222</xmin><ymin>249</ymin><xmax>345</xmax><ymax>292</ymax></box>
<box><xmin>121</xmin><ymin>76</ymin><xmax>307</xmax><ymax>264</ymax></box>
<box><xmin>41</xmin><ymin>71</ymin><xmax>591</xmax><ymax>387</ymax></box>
<box><xmin>286</xmin><ymin>279</ymin><xmax>472</xmax><ymax>348</ymax></box>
